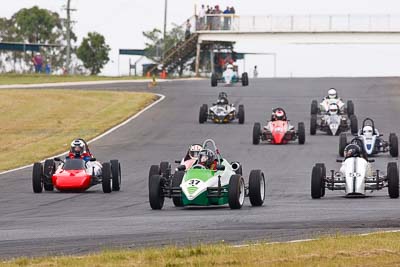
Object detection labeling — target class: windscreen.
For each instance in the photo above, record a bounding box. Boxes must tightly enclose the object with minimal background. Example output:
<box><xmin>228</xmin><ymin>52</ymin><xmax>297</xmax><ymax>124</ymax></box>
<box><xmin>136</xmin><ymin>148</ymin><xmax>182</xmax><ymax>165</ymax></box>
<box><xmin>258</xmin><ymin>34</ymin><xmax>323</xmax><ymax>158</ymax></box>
<box><xmin>64</xmin><ymin>159</ymin><xmax>85</xmax><ymax>170</ymax></box>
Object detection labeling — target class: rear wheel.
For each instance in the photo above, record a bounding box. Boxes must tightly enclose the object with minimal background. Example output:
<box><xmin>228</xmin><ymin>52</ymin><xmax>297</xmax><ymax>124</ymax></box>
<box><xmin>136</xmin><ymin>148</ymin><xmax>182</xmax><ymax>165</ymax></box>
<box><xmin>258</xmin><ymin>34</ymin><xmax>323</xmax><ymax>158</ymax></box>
<box><xmin>387</xmin><ymin>162</ymin><xmax>399</xmax><ymax>198</ymax></box>
<box><xmin>32</xmin><ymin>162</ymin><xmax>43</xmax><ymax>193</ymax></box>
<box><xmin>102</xmin><ymin>162</ymin><xmax>112</xmax><ymax>193</ymax></box>
<box><xmin>228</xmin><ymin>175</ymin><xmax>245</xmax><ymax>209</ymax></box>
<box><xmin>149</xmin><ymin>165</ymin><xmax>160</xmax><ymax>188</ymax></box>
<box><xmin>211</xmin><ymin>73</ymin><xmax>218</xmax><ymax>87</ymax></box>
<box><xmin>298</xmin><ymin>122</ymin><xmax>305</xmax><ymax>144</ymax></box>
<box><xmin>350</xmin><ymin>115</ymin><xmax>358</xmax><ymax>134</ymax></box>
<box><xmin>111</xmin><ymin>160</ymin><xmax>121</xmax><ymax>191</ymax></box>
<box><xmin>248</xmin><ymin>170</ymin><xmax>266</xmax><ymax>206</ymax></box>
<box><xmin>253</xmin><ymin>123</ymin><xmax>261</xmax><ymax>145</ymax></box>
<box><xmin>43</xmin><ymin>159</ymin><xmax>55</xmax><ymax>191</ymax></box>
<box><xmin>311</xmin><ymin>165</ymin><xmax>323</xmax><ymax>199</ymax></box>
<box><xmin>311</xmin><ymin>100</ymin><xmax>318</xmax><ymax>115</ymax></box>
<box><xmin>241</xmin><ymin>72</ymin><xmax>249</xmax><ymax>86</ymax></box>
<box><xmin>159</xmin><ymin>161</ymin><xmax>170</xmax><ymax>178</ymax></box>
<box><xmin>339</xmin><ymin>133</ymin><xmax>347</xmax><ymax>157</ymax></box>
<box><xmin>172</xmin><ymin>171</ymin><xmax>184</xmax><ymax>207</ymax></box>
<box><xmin>389</xmin><ymin>133</ymin><xmax>399</xmax><ymax>157</ymax></box>
<box><xmin>149</xmin><ymin>175</ymin><xmax>165</xmax><ymax>209</ymax></box>
<box><xmin>199</xmin><ymin>105</ymin><xmax>206</xmax><ymax>123</ymax></box>
<box><xmin>310</xmin><ymin>115</ymin><xmax>317</xmax><ymax>135</ymax></box>
<box><xmin>238</xmin><ymin>105</ymin><xmax>245</xmax><ymax>124</ymax></box>
<box><xmin>347</xmin><ymin>100</ymin><xmax>355</xmax><ymax>116</ymax></box>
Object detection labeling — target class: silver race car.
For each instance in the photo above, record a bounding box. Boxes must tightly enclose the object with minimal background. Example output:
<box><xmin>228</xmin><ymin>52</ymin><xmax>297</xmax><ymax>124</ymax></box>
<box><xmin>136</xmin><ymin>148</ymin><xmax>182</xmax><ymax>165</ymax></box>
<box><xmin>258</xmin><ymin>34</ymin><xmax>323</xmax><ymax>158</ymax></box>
<box><xmin>199</xmin><ymin>92</ymin><xmax>244</xmax><ymax>124</ymax></box>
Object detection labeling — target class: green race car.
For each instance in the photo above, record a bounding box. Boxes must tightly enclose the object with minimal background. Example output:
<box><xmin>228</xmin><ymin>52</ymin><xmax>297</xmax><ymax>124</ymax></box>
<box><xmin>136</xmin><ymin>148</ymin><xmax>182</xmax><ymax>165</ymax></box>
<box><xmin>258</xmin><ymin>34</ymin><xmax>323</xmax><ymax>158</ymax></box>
<box><xmin>148</xmin><ymin>139</ymin><xmax>266</xmax><ymax>209</ymax></box>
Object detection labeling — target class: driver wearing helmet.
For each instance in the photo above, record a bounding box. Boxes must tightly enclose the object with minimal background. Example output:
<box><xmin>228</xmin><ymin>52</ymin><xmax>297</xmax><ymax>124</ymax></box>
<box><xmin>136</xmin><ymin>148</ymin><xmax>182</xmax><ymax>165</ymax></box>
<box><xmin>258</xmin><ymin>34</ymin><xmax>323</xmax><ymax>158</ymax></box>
<box><xmin>184</xmin><ymin>144</ymin><xmax>203</xmax><ymax>161</ymax></box>
<box><xmin>341</xmin><ymin>143</ymin><xmax>372</xmax><ymax>176</ymax></box>
<box><xmin>325</xmin><ymin>88</ymin><xmax>338</xmax><ymax>100</ymax></box>
<box><xmin>328</xmin><ymin>103</ymin><xmax>339</xmax><ymax>115</ymax></box>
<box><xmin>198</xmin><ymin>149</ymin><xmax>217</xmax><ymax>170</ymax></box>
<box><xmin>271</xmin><ymin>108</ymin><xmax>287</xmax><ymax>121</ymax></box>
<box><xmin>361</xmin><ymin>125</ymin><xmax>378</xmax><ymax>137</ymax></box>
<box><xmin>68</xmin><ymin>138</ymin><xmax>92</xmax><ymax>162</ymax></box>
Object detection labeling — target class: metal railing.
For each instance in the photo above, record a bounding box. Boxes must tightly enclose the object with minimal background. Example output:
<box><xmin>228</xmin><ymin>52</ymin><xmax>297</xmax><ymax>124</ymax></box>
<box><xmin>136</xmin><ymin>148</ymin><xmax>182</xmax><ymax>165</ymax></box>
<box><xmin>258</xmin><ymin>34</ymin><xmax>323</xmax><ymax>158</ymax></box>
<box><xmin>195</xmin><ymin>14</ymin><xmax>400</xmax><ymax>32</ymax></box>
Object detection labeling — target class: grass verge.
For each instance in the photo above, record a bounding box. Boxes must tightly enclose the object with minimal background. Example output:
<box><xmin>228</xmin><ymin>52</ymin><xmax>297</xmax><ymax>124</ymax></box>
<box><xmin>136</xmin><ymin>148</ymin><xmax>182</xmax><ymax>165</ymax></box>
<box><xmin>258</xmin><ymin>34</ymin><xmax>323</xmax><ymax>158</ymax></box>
<box><xmin>0</xmin><ymin>74</ymin><xmax>150</xmax><ymax>85</ymax></box>
<box><xmin>0</xmin><ymin>89</ymin><xmax>156</xmax><ymax>171</ymax></box>
<box><xmin>2</xmin><ymin>231</ymin><xmax>400</xmax><ymax>266</ymax></box>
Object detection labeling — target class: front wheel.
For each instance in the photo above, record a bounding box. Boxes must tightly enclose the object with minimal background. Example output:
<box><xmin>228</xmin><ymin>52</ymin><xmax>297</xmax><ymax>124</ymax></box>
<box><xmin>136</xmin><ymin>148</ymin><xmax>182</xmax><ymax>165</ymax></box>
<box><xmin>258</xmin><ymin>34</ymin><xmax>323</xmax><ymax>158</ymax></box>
<box><xmin>253</xmin><ymin>122</ymin><xmax>261</xmax><ymax>145</ymax></box>
<box><xmin>238</xmin><ymin>105</ymin><xmax>245</xmax><ymax>124</ymax></box>
<box><xmin>102</xmin><ymin>162</ymin><xmax>112</xmax><ymax>193</ymax></box>
<box><xmin>311</xmin><ymin>165</ymin><xmax>324</xmax><ymax>199</ymax></box>
<box><xmin>347</xmin><ymin>100</ymin><xmax>355</xmax><ymax>116</ymax></box>
<box><xmin>389</xmin><ymin>133</ymin><xmax>398</xmax><ymax>157</ymax></box>
<box><xmin>297</xmin><ymin>122</ymin><xmax>305</xmax><ymax>144</ymax></box>
<box><xmin>199</xmin><ymin>105</ymin><xmax>206</xmax><ymax>124</ymax></box>
<box><xmin>387</xmin><ymin>162</ymin><xmax>399</xmax><ymax>198</ymax></box>
<box><xmin>111</xmin><ymin>160</ymin><xmax>121</xmax><ymax>191</ymax></box>
<box><xmin>172</xmin><ymin>171</ymin><xmax>184</xmax><ymax>207</ymax></box>
<box><xmin>339</xmin><ymin>133</ymin><xmax>347</xmax><ymax>157</ymax></box>
<box><xmin>32</xmin><ymin>162</ymin><xmax>43</xmax><ymax>193</ymax></box>
<box><xmin>310</xmin><ymin>115</ymin><xmax>317</xmax><ymax>135</ymax></box>
<box><xmin>248</xmin><ymin>170</ymin><xmax>266</xmax><ymax>206</ymax></box>
<box><xmin>228</xmin><ymin>175</ymin><xmax>245</xmax><ymax>209</ymax></box>
<box><xmin>43</xmin><ymin>159</ymin><xmax>55</xmax><ymax>191</ymax></box>
<box><xmin>149</xmin><ymin>175</ymin><xmax>165</xmax><ymax>209</ymax></box>
<box><xmin>311</xmin><ymin>100</ymin><xmax>318</xmax><ymax>115</ymax></box>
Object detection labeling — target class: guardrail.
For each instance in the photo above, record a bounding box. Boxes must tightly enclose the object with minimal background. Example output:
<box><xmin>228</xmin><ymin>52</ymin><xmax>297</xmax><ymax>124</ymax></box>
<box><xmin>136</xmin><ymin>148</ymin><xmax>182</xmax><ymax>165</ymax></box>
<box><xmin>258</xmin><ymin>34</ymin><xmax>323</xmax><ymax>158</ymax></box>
<box><xmin>195</xmin><ymin>14</ymin><xmax>400</xmax><ymax>32</ymax></box>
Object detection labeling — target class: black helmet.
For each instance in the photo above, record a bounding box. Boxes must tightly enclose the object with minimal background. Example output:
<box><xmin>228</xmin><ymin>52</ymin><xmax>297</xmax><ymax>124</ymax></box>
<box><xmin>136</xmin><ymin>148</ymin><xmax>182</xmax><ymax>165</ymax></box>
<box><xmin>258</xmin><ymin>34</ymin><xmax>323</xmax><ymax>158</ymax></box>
<box><xmin>218</xmin><ymin>92</ymin><xmax>228</xmax><ymax>99</ymax></box>
<box><xmin>344</xmin><ymin>144</ymin><xmax>361</xmax><ymax>158</ymax></box>
<box><xmin>198</xmin><ymin>149</ymin><xmax>216</xmax><ymax>168</ymax></box>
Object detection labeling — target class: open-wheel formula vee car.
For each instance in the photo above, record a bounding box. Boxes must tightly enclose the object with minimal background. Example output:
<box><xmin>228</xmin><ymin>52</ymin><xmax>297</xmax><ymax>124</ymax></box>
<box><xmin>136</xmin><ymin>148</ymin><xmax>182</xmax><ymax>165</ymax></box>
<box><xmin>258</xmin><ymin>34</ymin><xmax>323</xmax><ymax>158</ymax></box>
<box><xmin>311</xmin><ymin>146</ymin><xmax>399</xmax><ymax>199</ymax></box>
<box><xmin>310</xmin><ymin>102</ymin><xmax>358</xmax><ymax>136</ymax></box>
<box><xmin>211</xmin><ymin>64</ymin><xmax>249</xmax><ymax>87</ymax></box>
<box><xmin>32</xmin><ymin>157</ymin><xmax>121</xmax><ymax>193</ymax></box>
<box><xmin>148</xmin><ymin>139</ymin><xmax>266</xmax><ymax>209</ymax></box>
<box><xmin>339</xmin><ymin>118</ymin><xmax>398</xmax><ymax>157</ymax></box>
<box><xmin>253</xmin><ymin>108</ymin><xmax>305</xmax><ymax>145</ymax></box>
<box><xmin>199</xmin><ymin>98</ymin><xmax>244</xmax><ymax>124</ymax></box>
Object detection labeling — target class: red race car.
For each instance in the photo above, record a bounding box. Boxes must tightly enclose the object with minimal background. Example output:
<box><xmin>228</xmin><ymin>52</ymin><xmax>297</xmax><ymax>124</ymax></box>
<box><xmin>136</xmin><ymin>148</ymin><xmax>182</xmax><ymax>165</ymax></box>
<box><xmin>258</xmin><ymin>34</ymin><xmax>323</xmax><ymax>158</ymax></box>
<box><xmin>32</xmin><ymin>157</ymin><xmax>121</xmax><ymax>193</ymax></box>
<box><xmin>252</xmin><ymin>108</ymin><xmax>306</xmax><ymax>145</ymax></box>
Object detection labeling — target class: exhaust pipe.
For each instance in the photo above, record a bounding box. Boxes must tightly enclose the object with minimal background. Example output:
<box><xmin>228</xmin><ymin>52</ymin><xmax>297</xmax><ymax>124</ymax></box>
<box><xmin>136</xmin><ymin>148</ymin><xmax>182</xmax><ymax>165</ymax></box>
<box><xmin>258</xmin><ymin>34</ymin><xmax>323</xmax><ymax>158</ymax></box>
<box><xmin>231</xmin><ymin>162</ymin><xmax>240</xmax><ymax>171</ymax></box>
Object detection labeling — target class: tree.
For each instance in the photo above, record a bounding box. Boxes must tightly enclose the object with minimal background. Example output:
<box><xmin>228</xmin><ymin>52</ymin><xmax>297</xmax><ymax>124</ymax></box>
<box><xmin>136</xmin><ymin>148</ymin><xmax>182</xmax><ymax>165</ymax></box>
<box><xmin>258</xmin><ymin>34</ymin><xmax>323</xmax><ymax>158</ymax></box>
<box><xmin>77</xmin><ymin>32</ymin><xmax>110</xmax><ymax>75</ymax></box>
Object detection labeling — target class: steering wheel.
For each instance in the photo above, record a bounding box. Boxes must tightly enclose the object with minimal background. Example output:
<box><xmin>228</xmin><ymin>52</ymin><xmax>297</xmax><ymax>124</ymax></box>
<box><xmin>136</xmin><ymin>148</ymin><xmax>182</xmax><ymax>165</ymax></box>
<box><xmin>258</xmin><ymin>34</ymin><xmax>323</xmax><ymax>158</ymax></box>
<box><xmin>192</xmin><ymin>164</ymin><xmax>206</xmax><ymax>170</ymax></box>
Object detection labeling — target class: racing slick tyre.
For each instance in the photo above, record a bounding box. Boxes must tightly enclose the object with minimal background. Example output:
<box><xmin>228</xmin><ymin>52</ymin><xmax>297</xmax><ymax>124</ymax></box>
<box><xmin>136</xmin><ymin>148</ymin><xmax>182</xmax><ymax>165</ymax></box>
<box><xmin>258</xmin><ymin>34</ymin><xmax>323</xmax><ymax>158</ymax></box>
<box><xmin>102</xmin><ymin>162</ymin><xmax>112</xmax><ymax>193</ymax></box>
<box><xmin>311</xmin><ymin>165</ymin><xmax>324</xmax><ymax>199</ymax></box>
<box><xmin>311</xmin><ymin>100</ymin><xmax>318</xmax><ymax>115</ymax></box>
<box><xmin>111</xmin><ymin>160</ymin><xmax>121</xmax><ymax>191</ymax></box>
<box><xmin>252</xmin><ymin>123</ymin><xmax>261</xmax><ymax>145</ymax></box>
<box><xmin>248</xmin><ymin>170</ymin><xmax>266</xmax><ymax>206</ymax></box>
<box><xmin>149</xmin><ymin>174</ymin><xmax>165</xmax><ymax>209</ymax></box>
<box><xmin>32</xmin><ymin>162</ymin><xmax>43</xmax><ymax>193</ymax></box>
<box><xmin>339</xmin><ymin>133</ymin><xmax>347</xmax><ymax>157</ymax></box>
<box><xmin>43</xmin><ymin>159</ymin><xmax>55</xmax><ymax>191</ymax></box>
<box><xmin>149</xmin><ymin>165</ymin><xmax>160</xmax><ymax>187</ymax></box>
<box><xmin>315</xmin><ymin>163</ymin><xmax>326</xmax><ymax>197</ymax></box>
<box><xmin>228</xmin><ymin>174</ymin><xmax>245</xmax><ymax>209</ymax></box>
<box><xmin>347</xmin><ymin>100</ymin><xmax>355</xmax><ymax>116</ymax></box>
<box><xmin>350</xmin><ymin>115</ymin><xmax>358</xmax><ymax>135</ymax></box>
<box><xmin>241</xmin><ymin>72</ymin><xmax>249</xmax><ymax>86</ymax></box>
<box><xmin>172</xmin><ymin>171</ymin><xmax>184</xmax><ymax>207</ymax></box>
<box><xmin>389</xmin><ymin>133</ymin><xmax>399</xmax><ymax>157</ymax></box>
<box><xmin>199</xmin><ymin>105</ymin><xmax>206</xmax><ymax>124</ymax></box>
<box><xmin>211</xmin><ymin>73</ymin><xmax>218</xmax><ymax>87</ymax></box>
<box><xmin>310</xmin><ymin>115</ymin><xmax>317</xmax><ymax>135</ymax></box>
<box><xmin>238</xmin><ymin>105</ymin><xmax>245</xmax><ymax>124</ymax></box>
<box><xmin>159</xmin><ymin>161</ymin><xmax>170</xmax><ymax>178</ymax></box>
<box><xmin>298</xmin><ymin>122</ymin><xmax>306</xmax><ymax>145</ymax></box>
<box><xmin>387</xmin><ymin>162</ymin><xmax>399</xmax><ymax>198</ymax></box>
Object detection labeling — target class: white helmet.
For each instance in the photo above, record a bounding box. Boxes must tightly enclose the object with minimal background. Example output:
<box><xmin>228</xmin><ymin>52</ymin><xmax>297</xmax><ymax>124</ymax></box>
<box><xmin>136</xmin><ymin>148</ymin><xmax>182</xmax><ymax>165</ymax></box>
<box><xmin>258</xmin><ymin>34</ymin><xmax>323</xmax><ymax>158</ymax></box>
<box><xmin>328</xmin><ymin>88</ymin><xmax>337</xmax><ymax>99</ymax></box>
<box><xmin>362</xmin><ymin>125</ymin><xmax>373</xmax><ymax>137</ymax></box>
<box><xmin>328</xmin><ymin>103</ymin><xmax>338</xmax><ymax>115</ymax></box>
<box><xmin>226</xmin><ymin>64</ymin><xmax>233</xmax><ymax>70</ymax></box>
<box><xmin>188</xmin><ymin>144</ymin><xmax>203</xmax><ymax>159</ymax></box>
<box><xmin>70</xmin><ymin>139</ymin><xmax>85</xmax><ymax>156</ymax></box>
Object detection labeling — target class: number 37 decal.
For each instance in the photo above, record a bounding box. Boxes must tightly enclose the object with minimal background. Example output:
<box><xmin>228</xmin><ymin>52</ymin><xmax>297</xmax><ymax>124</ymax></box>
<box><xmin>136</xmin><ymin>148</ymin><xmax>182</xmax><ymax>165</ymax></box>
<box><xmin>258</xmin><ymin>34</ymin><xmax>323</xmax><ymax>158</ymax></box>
<box><xmin>188</xmin><ymin>179</ymin><xmax>201</xmax><ymax>186</ymax></box>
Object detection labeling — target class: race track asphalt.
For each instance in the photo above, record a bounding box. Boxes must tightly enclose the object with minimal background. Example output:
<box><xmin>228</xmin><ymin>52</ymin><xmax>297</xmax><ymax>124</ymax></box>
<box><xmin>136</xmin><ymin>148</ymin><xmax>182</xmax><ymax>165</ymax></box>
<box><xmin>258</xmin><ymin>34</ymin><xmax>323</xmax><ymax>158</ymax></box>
<box><xmin>1</xmin><ymin>77</ymin><xmax>400</xmax><ymax>258</ymax></box>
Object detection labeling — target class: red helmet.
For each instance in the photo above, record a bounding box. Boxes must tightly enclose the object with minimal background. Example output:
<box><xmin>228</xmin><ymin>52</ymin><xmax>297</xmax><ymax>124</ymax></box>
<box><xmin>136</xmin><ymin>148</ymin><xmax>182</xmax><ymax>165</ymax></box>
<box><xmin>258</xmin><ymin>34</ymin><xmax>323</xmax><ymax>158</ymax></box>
<box><xmin>275</xmin><ymin>109</ymin><xmax>285</xmax><ymax>120</ymax></box>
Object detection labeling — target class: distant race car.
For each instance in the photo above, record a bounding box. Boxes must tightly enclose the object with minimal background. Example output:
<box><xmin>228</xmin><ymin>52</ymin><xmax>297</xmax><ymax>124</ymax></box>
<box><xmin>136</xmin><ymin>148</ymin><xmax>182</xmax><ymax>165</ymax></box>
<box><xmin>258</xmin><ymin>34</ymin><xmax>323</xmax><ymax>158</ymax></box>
<box><xmin>310</xmin><ymin>102</ymin><xmax>358</xmax><ymax>136</ymax></box>
<box><xmin>311</xmin><ymin>151</ymin><xmax>399</xmax><ymax>199</ymax></box>
<box><xmin>199</xmin><ymin>92</ymin><xmax>244</xmax><ymax>124</ymax></box>
<box><xmin>211</xmin><ymin>64</ymin><xmax>249</xmax><ymax>87</ymax></box>
<box><xmin>148</xmin><ymin>139</ymin><xmax>266</xmax><ymax>209</ymax></box>
<box><xmin>339</xmin><ymin>118</ymin><xmax>398</xmax><ymax>157</ymax></box>
<box><xmin>253</xmin><ymin>108</ymin><xmax>305</xmax><ymax>145</ymax></box>
<box><xmin>32</xmin><ymin>157</ymin><xmax>121</xmax><ymax>193</ymax></box>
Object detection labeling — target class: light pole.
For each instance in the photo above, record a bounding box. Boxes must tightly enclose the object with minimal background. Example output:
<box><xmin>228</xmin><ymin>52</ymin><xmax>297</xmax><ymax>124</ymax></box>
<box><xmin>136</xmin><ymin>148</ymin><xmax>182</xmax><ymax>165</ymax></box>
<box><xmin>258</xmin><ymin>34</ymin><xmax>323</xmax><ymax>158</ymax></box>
<box><xmin>66</xmin><ymin>0</ymin><xmax>72</xmax><ymax>73</ymax></box>
<box><xmin>162</xmin><ymin>0</ymin><xmax>168</xmax><ymax>62</ymax></box>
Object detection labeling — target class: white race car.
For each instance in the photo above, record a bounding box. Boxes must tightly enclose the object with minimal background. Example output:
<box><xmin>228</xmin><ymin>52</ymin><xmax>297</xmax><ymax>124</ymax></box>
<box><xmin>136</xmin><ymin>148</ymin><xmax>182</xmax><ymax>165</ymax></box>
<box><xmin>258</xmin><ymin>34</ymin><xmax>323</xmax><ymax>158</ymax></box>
<box><xmin>339</xmin><ymin>118</ymin><xmax>398</xmax><ymax>157</ymax></box>
<box><xmin>211</xmin><ymin>64</ymin><xmax>249</xmax><ymax>87</ymax></box>
<box><xmin>311</xmin><ymin>146</ymin><xmax>399</xmax><ymax>198</ymax></box>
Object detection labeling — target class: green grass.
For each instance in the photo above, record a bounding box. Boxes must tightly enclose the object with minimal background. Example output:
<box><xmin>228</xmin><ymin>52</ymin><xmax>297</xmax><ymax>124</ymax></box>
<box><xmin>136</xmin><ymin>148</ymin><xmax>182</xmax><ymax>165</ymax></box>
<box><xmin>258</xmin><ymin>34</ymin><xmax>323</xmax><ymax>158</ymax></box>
<box><xmin>0</xmin><ymin>89</ymin><xmax>156</xmax><ymax>171</ymax></box>
<box><xmin>2</xmin><ymin>232</ymin><xmax>400</xmax><ymax>266</ymax></box>
<box><xmin>0</xmin><ymin>74</ymin><xmax>150</xmax><ymax>85</ymax></box>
